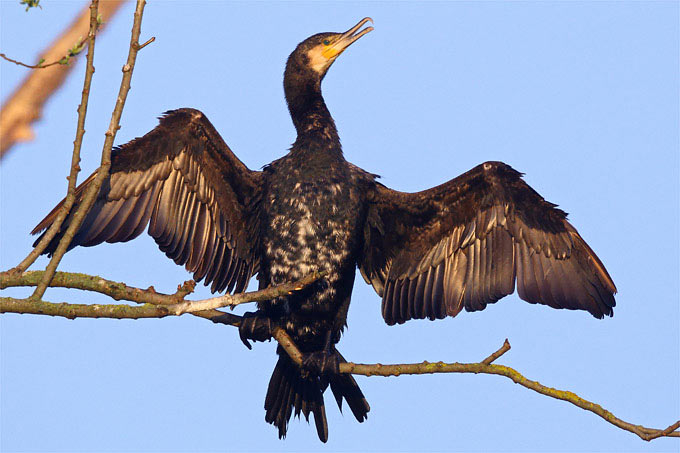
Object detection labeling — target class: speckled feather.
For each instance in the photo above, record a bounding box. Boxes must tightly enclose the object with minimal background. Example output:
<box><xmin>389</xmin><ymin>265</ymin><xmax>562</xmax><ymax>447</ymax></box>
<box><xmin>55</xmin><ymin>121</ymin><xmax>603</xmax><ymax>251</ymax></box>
<box><xmin>258</xmin><ymin>146</ymin><xmax>373</xmax><ymax>347</ymax></box>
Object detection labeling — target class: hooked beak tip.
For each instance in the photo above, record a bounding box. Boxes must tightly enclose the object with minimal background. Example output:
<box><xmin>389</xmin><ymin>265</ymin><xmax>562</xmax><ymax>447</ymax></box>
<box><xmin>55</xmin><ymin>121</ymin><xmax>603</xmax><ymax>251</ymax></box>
<box><xmin>341</xmin><ymin>17</ymin><xmax>374</xmax><ymax>44</ymax></box>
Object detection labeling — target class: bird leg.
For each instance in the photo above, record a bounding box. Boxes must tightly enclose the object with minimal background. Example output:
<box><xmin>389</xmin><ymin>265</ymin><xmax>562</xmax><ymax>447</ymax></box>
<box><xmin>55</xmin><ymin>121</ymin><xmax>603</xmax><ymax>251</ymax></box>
<box><xmin>301</xmin><ymin>330</ymin><xmax>340</xmax><ymax>376</ymax></box>
<box><xmin>239</xmin><ymin>311</ymin><xmax>274</xmax><ymax>350</ymax></box>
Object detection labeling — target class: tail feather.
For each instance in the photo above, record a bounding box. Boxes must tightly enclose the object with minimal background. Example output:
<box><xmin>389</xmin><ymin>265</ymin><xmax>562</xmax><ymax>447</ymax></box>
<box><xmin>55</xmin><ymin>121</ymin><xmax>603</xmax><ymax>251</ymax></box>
<box><xmin>265</xmin><ymin>352</ymin><xmax>329</xmax><ymax>442</ymax></box>
<box><xmin>264</xmin><ymin>348</ymin><xmax>369</xmax><ymax>442</ymax></box>
<box><xmin>329</xmin><ymin>352</ymin><xmax>370</xmax><ymax>422</ymax></box>
<box><xmin>311</xmin><ymin>389</ymin><xmax>328</xmax><ymax>443</ymax></box>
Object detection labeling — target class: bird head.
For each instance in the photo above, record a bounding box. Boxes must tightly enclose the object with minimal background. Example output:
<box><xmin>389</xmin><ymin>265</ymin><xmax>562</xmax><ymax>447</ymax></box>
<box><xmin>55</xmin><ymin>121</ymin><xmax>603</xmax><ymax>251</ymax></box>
<box><xmin>286</xmin><ymin>17</ymin><xmax>374</xmax><ymax>82</ymax></box>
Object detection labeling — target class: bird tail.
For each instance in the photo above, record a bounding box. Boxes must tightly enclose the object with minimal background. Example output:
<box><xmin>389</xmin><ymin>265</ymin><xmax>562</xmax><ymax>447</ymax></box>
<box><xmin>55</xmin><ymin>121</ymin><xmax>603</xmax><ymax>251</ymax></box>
<box><xmin>264</xmin><ymin>348</ymin><xmax>370</xmax><ymax>442</ymax></box>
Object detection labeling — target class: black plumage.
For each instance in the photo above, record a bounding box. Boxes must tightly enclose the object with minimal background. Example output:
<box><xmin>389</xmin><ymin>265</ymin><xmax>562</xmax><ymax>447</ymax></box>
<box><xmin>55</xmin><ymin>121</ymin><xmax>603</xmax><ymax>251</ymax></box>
<box><xmin>32</xmin><ymin>17</ymin><xmax>616</xmax><ymax>442</ymax></box>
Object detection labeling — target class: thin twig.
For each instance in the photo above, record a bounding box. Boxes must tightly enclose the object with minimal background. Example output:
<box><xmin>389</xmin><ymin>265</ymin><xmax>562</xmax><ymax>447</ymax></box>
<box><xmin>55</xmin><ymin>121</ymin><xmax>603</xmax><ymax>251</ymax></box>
<box><xmin>31</xmin><ymin>0</ymin><xmax>150</xmax><ymax>300</ymax></box>
<box><xmin>14</xmin><ymin>0</ymin><xmax>100</xmax><ymax>273</ymax></box>
<box><xmin>0</xmin><ymin>52</ymin><xmax>71</xmax><ymax>69</ymax></box>
<box><xmin>135</xmin><ymin>36</ymin><xmax>155</xmax><ymax>50</ymax></box>
<box><xmin>645</xmin><ymin>421</ymin><xmax>680</xmax><ymax>441</ymax></box>
<box><xmin>481</xmin><ymin>338</ymin><xmax>511</xmax><ymax>364</ymax></box>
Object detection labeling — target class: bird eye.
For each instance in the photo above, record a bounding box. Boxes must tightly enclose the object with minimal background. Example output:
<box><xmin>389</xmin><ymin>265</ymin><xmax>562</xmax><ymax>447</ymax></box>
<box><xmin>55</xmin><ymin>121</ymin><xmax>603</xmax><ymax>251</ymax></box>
<box><xmin>323</xmin><ymin>39</ymin><xmax>330</xmax><ymax>46</ymax></box>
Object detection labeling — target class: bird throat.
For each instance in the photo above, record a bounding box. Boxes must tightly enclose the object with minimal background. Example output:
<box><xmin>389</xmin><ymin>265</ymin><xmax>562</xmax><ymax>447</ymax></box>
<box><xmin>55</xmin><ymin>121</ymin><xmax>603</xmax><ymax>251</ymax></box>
<box><xmin>284</xmin><ymin>58</ymin><xmax>340</xmax><ymax>150</ymax></box>
<box><xmin>288</xmin><ymin>90</ymin><xmax>339</xmax><ymax>145</ymax></box>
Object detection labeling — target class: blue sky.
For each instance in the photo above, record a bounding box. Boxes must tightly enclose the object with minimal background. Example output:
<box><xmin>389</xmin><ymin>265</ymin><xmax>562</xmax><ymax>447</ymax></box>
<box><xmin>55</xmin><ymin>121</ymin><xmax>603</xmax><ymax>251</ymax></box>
<box><xmin>1</xmin><ymin>1</ymin><xmax>678</xmax><ymax>451</ymax></box>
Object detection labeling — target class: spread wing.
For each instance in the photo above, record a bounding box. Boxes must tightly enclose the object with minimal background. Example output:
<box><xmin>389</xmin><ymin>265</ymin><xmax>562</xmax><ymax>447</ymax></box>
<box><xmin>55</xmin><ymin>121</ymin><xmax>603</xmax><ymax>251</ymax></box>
<box><xmin>32</xmin><ymin>108</ymin><xmax>262</xmax><ymax>294</ymax></box>
<box><xmin>359</xmin><ymin>161</ymin><xmax>616</xmax><ymax>325</ymax></box>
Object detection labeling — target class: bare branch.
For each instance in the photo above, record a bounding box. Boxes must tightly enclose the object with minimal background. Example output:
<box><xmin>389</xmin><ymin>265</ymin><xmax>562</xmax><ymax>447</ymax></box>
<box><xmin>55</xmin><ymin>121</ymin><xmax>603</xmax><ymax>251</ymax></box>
<box><xmin>0</xmin><ymin>269</ymin><xmax>319</xmax><ymax>365</ymax></box>
<box><xmin>1</xmin><ymin>270</ymin><xmax>194</xmax><ymax>305</ymax></box>
<box><xmin>481</xmin><ymin>338</ymin><xmax>511</xmax><ymax>364</ymax></box>
<box><xmin>1</xmin><ymin>270</ymin><xmax>326</xmax><ymax>313</ymax></box>
<box><xmin>1</xmin><ymin>296</ymin><xmax>170</xmax><ymax>319</ymax></box>
<box><xmin>135</xmin><ymin>36</ymin><xmax>155</xmax><ymax>50</ymax></box>
<box><xmin>32</xmin><ymin>0</ymin><xmax>150</xmax><ymax>300</ymax></box>
<box><xmin>0</xmin><ymin>269</ymin><xmax>309</xmax><ymax>367</ymax></box>
<box><xmin>271</xmin><ymin>325</ymin><xmax>305</xmax><ymax>365</ymax></box>
<box><xmin>13</xmin><ymin>0</ymin><xmax>100</xmax><ymax>273</ymax></box>
<box><xmin>162</xmin><ymin>271</ymin><xmax>327</xmax><ymax>315</ymax></box>
<box><xmin>1</xmin><ymin>270</ymin><xmax>324</xmax><ymax>325</ymax></box>
<box><xmin>647</xmin><ymin>421</ymin><xmax>680</xmax><ymax>441</ymax></box>
<box><xmin>339</xmin><ymin>350</ymin><xmax>679</xmax><ymax>441</ymax></box>
<box><xmin>0</xmin><ymin>0</ymin><xmax>125</xmax><ymax>158</ymax></box>
<box><xmin>0</xmin><ymin>270</ymin><xmax>676</xmax><ymax>442</ymax></box>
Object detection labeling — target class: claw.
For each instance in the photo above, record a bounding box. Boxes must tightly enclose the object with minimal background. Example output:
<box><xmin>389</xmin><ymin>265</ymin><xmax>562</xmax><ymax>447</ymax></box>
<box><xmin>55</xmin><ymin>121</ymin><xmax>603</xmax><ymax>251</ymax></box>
<box><xmin>239</xmin><ymin>332</ymin><xmax>253</xmax><ymax>350</ymax></box>
<box><xmin>238</xmin><ymin>311</ymin><xmax>273</xmax><ymax>350</ymax></box>
<box><xmin>302</xmin><ymin>351</ymin><xmax>340</xmax><ymax>375</ymax></box>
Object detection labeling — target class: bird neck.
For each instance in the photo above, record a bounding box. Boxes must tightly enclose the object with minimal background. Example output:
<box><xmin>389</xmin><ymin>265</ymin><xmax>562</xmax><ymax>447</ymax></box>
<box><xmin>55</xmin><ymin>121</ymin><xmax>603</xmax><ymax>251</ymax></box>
<box><xmin>285</xmin><ymin>75</ymin><xmax>341</xmax><ymax>153</ymax></box>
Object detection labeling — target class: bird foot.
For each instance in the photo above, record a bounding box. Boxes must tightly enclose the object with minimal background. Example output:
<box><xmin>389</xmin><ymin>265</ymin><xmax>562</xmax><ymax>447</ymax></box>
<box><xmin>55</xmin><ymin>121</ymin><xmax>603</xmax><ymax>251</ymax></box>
<box><xmin>302</xmin><ymin>351</ymin><xmax>340</xmax><ymax>376</ymax></box>
<box><xmin>239</xmin><ymin>311</ymin><xmax>273</xmax><ymax>349</ymax></box>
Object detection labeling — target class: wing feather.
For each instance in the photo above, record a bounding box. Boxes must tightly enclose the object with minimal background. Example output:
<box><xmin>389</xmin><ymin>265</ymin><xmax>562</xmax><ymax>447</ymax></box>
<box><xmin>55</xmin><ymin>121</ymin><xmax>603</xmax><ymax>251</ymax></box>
<box><xmin>360</xmin><ymin>161</ymin><xmax>616</xmax><ymax>325</ymax></box>
<box><xmin>443</xmin><ymin>247</ymin><xmax>465</xmax><ymax>317</ymax></box>
<box><xmin>407</xmin><ymin>276</ymin><xmax>418</xmax><ymax>320</ymax></box>
<box><xmin>85</xmin><ymin>197</ymin><xmax>128</xmax><ymax>245</ymax></box>
<box><xmin>413</xmin><ymin>272</ymin><xmax>427</xmax><ymax>319</ymax></box>
<box><xmin>112</xmin><ymin>185</ymin><xmax>155</xmax><ymax>242</ymax></box>
<box><xmin>431</xmin><ymin>264</ymin><xmax>445</xmax><ymax>319</ymax></box>
<box><xmin>194</xmin><ymin>221</ymin><xmax>217</xmax><ymax>282</ymax></box>
<box><xmin>32</xmin><ymin>108</ymin><xmax>261</xmax><ymax>294</ymax></box>
<box><xmin>421</xmin><ymin>267</ymin><xmax>435</xmax><ymax>321</ymax></box>
<box><xmin>206</xmin><ymin>237</ymin><xmax>227</xmax><ymax>292</ymax></box>
<box><xmin>188</xmin><ymin>203</ymin><xmax>209</xmax><ymax>271</ymax></box>
<box><xmin>398</xmin><ymin>279</ymin><xmax>410</xmax><ymax>322</ymax></box>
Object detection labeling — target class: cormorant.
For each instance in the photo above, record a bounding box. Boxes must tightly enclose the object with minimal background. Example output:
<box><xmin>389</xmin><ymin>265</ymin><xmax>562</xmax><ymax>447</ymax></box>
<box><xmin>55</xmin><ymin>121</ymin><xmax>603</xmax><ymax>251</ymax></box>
<box><xmin>32</xmin><ymin>18</ymin><xmax>617</xmax><ymax>442</ymax></box>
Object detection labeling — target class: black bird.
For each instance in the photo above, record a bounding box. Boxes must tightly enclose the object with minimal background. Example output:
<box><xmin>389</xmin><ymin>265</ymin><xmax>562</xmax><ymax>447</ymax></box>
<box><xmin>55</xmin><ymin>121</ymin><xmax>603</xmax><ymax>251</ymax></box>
<box><xmin>32</xmin><ymin>18</ymin><xmax>617</xmax><ymax>442</ymax></box>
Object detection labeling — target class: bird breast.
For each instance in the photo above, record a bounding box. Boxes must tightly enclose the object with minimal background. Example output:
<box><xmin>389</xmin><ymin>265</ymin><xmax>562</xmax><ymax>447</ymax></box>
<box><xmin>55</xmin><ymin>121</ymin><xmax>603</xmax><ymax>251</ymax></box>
<box><xmin>262</xmin><ymin>162</ymin><xmax>364</xmax><ymax>313</ymax></box>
